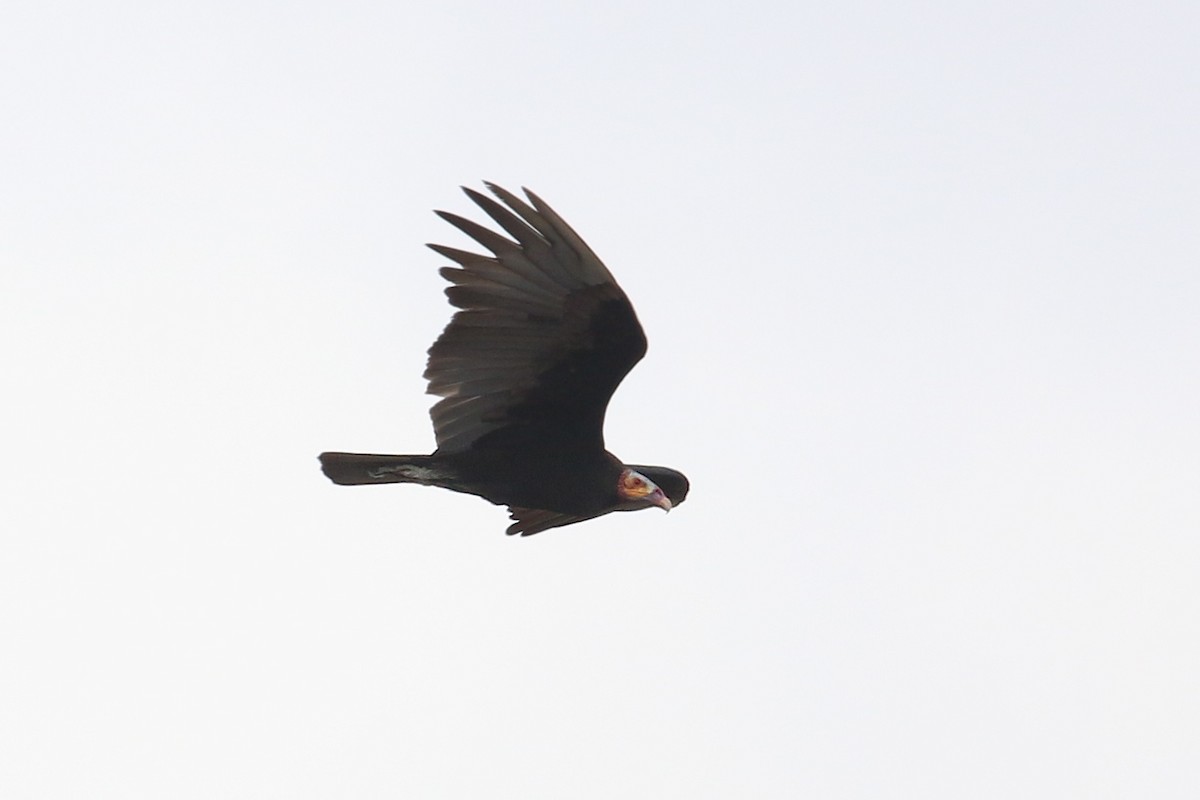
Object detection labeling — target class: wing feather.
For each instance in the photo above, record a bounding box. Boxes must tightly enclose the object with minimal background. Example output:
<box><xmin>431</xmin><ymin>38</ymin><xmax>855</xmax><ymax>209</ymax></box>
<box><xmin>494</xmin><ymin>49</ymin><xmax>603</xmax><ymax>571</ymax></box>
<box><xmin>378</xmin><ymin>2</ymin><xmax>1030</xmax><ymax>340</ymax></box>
<box><xmin>429</xmin><ymin>245</ymin><xmax>566</xmax><ymax>297</ymax></box>
<box><xmin>424</xmin><ymin>185</ymin><xmax>647</xmax><ymax>455</ymax></box>
<box><xmin>505</xmin><ymin>506</ymin><xmax>599</xmax><ymax>536</ymax></box>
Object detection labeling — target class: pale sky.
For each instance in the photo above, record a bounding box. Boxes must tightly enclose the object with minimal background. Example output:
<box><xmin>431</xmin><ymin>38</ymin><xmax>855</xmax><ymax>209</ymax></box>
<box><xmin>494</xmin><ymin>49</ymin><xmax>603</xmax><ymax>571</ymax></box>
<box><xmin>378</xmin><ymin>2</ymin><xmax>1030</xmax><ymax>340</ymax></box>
<box><xmin>3</xmin><ymin>1</ymin><xmax>1198</xmax><ymax>797</ymax></box>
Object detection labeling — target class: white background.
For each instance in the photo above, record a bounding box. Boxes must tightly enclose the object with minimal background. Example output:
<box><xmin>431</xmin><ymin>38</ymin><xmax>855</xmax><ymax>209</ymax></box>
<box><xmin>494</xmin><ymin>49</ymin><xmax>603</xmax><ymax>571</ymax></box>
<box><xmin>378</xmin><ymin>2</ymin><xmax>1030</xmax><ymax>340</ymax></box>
<box><xmin>3</xmin><ymin>1</ymin><xmax>1198</xmax><ymax>797</ymax></box>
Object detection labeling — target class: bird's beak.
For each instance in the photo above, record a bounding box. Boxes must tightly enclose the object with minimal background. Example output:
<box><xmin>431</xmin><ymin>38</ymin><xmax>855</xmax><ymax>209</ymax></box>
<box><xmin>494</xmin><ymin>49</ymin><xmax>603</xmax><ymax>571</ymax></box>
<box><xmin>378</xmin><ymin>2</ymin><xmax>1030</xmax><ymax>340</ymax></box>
<box><xmin>648</xmin><ymin>488</ymin><xmax>672</xmax><ymax>512</ymax></box>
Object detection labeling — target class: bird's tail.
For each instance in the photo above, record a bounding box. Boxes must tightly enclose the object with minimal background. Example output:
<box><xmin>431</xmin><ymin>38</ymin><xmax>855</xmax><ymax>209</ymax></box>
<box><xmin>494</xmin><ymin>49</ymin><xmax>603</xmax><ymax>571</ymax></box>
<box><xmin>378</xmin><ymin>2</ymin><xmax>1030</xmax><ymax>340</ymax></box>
<box><xmin>318</xmin><ymin>452</ymin><xmax>446</xmax><ymax>486</ymax></box>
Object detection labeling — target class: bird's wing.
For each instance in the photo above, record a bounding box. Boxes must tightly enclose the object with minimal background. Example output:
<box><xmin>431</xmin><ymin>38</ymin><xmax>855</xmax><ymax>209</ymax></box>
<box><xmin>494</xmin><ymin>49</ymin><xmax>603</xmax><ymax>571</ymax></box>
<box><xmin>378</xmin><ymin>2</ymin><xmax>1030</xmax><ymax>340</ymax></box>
<box><xmin>425</xmin><ymin>184</ymin><xmax>647</xmax><ymax>455</ymax></box>
<box><xmin>505</xmin><ymin>506</ymin><xmax>601</xmax><ymax>536</ymax></box>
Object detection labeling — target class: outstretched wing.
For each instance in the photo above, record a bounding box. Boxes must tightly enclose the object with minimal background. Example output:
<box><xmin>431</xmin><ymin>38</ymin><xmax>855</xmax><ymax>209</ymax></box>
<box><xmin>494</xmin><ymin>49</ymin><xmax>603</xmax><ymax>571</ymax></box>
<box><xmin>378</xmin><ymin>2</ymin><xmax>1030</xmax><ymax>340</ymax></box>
<box><xmin>425</xmin><ymin>184</ymin><xmax>647</xmax><ymax>456</ymax></box>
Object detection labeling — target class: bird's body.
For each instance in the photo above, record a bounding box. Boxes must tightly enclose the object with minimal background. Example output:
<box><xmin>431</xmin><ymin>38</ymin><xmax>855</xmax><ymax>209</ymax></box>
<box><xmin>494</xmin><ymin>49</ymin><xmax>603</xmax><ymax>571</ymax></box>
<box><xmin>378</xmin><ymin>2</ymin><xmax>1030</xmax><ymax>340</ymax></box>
<box><xmin>319</xmin><ymin>183</ymin><xmax>688</xmax><ymax>535</ymax></box>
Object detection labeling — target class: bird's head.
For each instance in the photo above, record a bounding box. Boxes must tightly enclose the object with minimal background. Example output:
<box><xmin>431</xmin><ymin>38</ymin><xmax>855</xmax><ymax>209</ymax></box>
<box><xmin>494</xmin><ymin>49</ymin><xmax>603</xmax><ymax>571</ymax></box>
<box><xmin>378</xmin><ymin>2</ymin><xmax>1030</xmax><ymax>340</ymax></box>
<box><xmin>617</xmin><ymin>467</ymin><xmax>673</xmax><ymax>512</ymax></box>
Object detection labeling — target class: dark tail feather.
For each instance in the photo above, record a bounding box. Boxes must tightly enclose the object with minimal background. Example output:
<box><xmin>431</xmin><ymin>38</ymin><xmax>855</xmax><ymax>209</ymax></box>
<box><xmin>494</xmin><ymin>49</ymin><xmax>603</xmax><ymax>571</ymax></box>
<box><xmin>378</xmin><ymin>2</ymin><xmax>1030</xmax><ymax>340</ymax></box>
<box><xmin>318</xmin><ymin>452</ymin><xmax>443</xmax><ymax>486</ymax></box>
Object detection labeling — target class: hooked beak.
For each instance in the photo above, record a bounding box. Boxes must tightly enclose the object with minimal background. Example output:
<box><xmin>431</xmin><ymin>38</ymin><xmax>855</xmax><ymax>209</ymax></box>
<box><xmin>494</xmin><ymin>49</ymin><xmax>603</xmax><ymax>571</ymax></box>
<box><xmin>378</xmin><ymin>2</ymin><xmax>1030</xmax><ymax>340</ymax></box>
<box><xmin>648</xmin><ymin>488</ymin><xmax>672</xmax><ymax>512</ymax></box>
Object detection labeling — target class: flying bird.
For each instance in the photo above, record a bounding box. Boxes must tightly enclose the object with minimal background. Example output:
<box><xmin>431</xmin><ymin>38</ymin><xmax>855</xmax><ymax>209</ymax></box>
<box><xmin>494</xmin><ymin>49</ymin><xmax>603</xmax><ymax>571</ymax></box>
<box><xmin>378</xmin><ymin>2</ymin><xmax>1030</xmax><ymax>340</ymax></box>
<box><xmin>319</xmin><ymin>183</ymin><xmax>689</xmax><ymax>535</ymax></box>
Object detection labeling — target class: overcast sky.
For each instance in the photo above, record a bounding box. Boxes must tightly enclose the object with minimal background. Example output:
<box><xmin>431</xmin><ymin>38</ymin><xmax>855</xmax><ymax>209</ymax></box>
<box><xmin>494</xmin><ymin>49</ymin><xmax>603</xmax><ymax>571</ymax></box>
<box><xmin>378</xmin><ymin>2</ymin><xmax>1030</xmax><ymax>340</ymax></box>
<box><xmin>3</xmin><ymin>1</ymin><xmax>1198</xmax><ymax>797</ymax></box>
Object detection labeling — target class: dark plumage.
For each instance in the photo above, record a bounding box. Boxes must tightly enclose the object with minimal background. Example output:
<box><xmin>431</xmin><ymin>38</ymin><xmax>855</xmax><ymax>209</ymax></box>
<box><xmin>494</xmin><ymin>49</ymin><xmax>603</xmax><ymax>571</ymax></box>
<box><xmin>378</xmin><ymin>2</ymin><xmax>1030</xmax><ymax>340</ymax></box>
<box><xmin>319</xmin><ymin>183</ymin><xmax>689</xmax><ymax>535</ymax></box>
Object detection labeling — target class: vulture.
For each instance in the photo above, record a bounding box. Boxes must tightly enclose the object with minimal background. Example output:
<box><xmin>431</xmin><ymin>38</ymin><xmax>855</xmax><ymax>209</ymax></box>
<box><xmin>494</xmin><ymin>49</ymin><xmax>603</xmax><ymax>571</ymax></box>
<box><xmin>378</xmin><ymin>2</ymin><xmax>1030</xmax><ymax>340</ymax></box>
<box><xmin>319</xmin><ymin>183</ymin><xmax>689</xmax><ymax>536</ymax></box>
